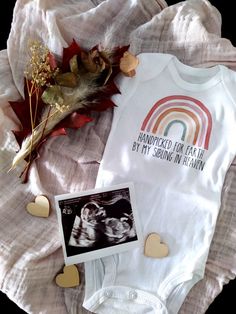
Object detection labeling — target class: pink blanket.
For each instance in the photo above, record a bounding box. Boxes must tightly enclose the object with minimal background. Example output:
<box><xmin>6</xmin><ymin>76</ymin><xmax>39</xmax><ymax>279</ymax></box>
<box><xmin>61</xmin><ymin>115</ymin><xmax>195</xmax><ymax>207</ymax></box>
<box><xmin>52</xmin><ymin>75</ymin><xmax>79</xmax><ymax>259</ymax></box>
<box><xmin>0</xmin><ymin>0</ymin><xmax>236</xmax><ymax>313</ymax></box>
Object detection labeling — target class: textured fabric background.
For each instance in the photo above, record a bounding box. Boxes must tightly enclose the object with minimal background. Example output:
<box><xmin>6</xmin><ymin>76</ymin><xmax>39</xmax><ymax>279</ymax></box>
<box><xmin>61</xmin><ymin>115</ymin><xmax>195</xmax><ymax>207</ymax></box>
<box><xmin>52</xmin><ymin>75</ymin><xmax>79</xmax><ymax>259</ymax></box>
<box><xmin>0</xmin><ymin>1</ymin><xmax>236</xmax><ymax>313</ymax></box>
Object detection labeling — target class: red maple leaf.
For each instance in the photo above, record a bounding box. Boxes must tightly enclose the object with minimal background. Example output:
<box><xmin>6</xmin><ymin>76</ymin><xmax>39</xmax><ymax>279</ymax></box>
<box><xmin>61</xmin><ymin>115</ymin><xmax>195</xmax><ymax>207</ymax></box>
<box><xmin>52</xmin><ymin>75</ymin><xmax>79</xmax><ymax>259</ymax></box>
<box><xmin>62</xmin><ymin>39</ymin><xmax>81</xmax><ymax>72</ymax></box>
<box><xmin>10</xmin><ymin>80</ymin><xmax>46</xmax><ymax>146</ymax></box>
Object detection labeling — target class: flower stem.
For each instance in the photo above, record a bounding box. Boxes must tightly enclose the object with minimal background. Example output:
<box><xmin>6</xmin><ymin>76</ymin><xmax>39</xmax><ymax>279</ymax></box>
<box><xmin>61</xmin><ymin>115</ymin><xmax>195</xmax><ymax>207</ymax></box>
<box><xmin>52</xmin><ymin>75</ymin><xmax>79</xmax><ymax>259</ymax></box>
<box><xmin>33</xmin><ymin>87</ymin><xmax>39</xmax><ymax>126</ymax></box>
<box><xmin>40</xmin><ymin>106</ymin><xmax>52</xmax><ymax>141</ymax></box>
<box><xmin>32</xmin><ymin>109</ymin><xmax>59</xmax><ymax>132</ymax></box>
<box><xmin>27</xmin><ymin>80</ymin><xmax>35</xmax><ymax>165</ymax></box>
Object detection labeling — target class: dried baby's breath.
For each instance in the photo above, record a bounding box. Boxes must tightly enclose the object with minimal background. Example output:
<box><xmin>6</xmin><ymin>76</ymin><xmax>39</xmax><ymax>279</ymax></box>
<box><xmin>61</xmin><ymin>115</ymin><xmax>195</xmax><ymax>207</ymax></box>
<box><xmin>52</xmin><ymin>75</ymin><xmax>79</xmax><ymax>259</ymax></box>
<box><xmin>25</xmin><ymin>40</ymin><xmax>58</xmax><ymax>88</ymax></box>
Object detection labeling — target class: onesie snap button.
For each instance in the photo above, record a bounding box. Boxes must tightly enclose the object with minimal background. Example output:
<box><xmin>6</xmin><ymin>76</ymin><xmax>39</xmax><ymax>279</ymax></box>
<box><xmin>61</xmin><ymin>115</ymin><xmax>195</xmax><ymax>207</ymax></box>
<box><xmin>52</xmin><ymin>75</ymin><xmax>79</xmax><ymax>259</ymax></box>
<box><xmin>104</xmin><ymin>290</ymin><xmax>113</xmax><ymax>298</ymax></box>
<box><xmin>129</xmin><ymin>290</ymin><xmax>137</xmax><ymax>299</ymax></box>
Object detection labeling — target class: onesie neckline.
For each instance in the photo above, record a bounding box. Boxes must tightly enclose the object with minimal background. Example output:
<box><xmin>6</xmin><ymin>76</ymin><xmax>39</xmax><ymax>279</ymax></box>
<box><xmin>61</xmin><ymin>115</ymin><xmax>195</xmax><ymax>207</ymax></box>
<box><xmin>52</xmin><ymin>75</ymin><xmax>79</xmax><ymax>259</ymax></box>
<box><xmin>168</xmin><ymin>56</ymin><xmax>223</xmax><ymax>91</ymax></box>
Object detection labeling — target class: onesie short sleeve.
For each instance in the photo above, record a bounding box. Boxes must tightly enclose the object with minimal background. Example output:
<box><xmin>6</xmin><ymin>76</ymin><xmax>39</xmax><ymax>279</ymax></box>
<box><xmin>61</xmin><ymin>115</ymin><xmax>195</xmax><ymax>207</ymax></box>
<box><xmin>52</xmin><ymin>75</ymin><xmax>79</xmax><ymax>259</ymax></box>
<box><xmin>222</xmin><ymin>67</ymin><xmax>236</xmax><ymax>114</ymax></box>
<box><xmin>112</xmin><ymin>53</ymin><xmax>172</xmax><ymax>126</ymax></box>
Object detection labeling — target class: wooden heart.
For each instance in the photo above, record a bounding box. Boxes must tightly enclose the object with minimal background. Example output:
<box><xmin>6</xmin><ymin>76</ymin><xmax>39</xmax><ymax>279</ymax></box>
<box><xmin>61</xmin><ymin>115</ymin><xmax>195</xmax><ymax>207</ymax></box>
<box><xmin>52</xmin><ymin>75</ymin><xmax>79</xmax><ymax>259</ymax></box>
<box><xmin>55</xmin><ymin>265</ymin><xmax>80</xmax><ymax>288</ymax></box>
<box><xmin>144</xmin><ymin>233</ymin><xmax>169</xmax><ymax>258</ymax></box>
<box><xmin>120</xmin><ymin>51</ymin><xmax>139</xmax><ymax>77</ymax></box>
<box><xmin>26</xmin><ymin>195</ymin><xmax>50</xmax><ymax>218</ymax></box>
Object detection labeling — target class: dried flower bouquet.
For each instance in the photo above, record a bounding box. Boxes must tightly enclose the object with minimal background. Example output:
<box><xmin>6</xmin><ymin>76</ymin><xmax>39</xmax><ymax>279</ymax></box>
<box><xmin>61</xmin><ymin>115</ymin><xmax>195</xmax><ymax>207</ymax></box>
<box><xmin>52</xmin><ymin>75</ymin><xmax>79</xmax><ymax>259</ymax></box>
<box><xmin>9</xmin><ymin>40</ymin><xmax>138</xmax><ymax>183</ymax></box>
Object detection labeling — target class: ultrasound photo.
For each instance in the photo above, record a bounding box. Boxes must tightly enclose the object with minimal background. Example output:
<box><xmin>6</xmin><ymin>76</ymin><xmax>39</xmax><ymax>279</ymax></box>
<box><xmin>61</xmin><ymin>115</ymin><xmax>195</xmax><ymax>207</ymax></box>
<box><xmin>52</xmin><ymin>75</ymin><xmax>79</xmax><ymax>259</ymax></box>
<box><xmin>55</xmin><ymin>183</ymin><xmax>142</xmax><ymax>264</ymax></box>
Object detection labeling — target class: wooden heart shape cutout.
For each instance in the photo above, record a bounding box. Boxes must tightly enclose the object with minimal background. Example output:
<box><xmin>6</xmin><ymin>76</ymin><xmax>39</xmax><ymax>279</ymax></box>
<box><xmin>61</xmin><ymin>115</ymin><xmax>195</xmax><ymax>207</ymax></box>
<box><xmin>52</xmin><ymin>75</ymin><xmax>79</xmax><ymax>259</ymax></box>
<box><xmin>144</xmin><ymin>233</ymin><xmax>169</xmax><ymax>258</ymax></box>
<box><xmin>26</xmin><ymin>195</ymin><xmax>50</xmax><ymax>218</ymax></box>
<box><xmin>120</xmin><ymin>51</ymin><xmax>139</xmax><ymax>77</ymax></box>
<box><xmin>55</xmin><ymin>265</ymin><xmax>80</xmax><ymax>288</ymax></box>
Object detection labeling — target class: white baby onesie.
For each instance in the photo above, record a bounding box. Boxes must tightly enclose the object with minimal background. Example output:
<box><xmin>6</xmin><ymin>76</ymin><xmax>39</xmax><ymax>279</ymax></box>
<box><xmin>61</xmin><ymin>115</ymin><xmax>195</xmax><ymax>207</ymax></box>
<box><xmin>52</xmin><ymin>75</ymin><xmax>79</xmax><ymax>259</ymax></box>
<box><xmin>83</xmin><ymin>53</ymin><xmax>236</xmax><ymax>314</ymax></box>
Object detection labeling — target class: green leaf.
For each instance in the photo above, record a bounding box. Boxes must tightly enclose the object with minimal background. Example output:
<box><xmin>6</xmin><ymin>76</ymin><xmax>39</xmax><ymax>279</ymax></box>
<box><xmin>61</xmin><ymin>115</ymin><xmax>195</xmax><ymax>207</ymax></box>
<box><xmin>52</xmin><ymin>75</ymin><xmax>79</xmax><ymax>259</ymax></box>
<box><xmin>41</xmin><ymin>85</ymin><xmax>64</xmax><ymax>107</ymax></box>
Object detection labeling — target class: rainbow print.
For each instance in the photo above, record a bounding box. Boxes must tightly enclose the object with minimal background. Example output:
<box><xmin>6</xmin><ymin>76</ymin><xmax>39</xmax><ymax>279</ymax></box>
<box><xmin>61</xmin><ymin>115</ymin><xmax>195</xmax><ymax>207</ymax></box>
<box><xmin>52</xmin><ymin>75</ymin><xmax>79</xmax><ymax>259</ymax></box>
<box><xmin>141</xmin><ymin>95</ymin><xmax>212</xmax><ymax>149</ymax></box>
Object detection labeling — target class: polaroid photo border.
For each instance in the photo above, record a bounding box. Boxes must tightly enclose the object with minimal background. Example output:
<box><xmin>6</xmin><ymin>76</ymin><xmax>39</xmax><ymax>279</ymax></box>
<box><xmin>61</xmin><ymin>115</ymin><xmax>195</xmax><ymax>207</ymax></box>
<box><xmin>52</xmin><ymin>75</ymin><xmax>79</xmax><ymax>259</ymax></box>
<box><xmin>54</xmin><ymin>182</ymin><xmax>143</xmax><ymax>265</ymax></box>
